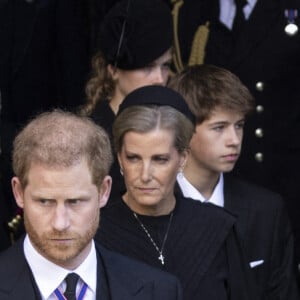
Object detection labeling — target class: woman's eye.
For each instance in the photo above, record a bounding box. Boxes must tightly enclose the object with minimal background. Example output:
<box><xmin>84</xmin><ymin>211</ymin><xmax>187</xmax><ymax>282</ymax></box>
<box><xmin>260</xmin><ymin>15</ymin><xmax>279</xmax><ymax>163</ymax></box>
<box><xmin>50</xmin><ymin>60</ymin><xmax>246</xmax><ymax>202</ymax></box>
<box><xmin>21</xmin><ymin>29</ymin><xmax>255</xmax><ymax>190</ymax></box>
<box><xmin>162</xmin><ymin>62</ymin><xmax>171</xmax><ymax>70</ymax></box>
<box><xmin>126</xmin><ymin>155</ymin><xmax>139</xmax><ymax>161</ymax></box>
<box><xmin>144</xmin><ymin>65</ymin><xmax>155</xmax><ymax>72</ymax></box>
<box><xmin>154</xmin><ymin>156</ymin><xmax>169</xmax><ymax>163</ymax></box>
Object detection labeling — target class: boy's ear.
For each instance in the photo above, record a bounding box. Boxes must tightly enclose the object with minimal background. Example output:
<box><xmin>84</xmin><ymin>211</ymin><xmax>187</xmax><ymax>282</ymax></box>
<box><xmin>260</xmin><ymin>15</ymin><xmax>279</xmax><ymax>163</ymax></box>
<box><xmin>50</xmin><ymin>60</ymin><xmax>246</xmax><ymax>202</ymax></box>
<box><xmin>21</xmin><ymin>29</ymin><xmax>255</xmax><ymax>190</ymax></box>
<box><xmin>11</xmin><ymin>177</ymin><xmax>25</xmax><ymax>209</ymax></box>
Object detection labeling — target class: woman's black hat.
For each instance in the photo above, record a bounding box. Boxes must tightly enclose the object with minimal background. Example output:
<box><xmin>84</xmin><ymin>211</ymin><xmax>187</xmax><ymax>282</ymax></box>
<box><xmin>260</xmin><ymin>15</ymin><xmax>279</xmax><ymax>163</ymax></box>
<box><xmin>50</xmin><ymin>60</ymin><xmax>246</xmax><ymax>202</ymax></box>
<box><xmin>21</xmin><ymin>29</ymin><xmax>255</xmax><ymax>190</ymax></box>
<box><xmin>98</xmin><ymin>0</ymin><xmax>173</xmax><ymax>70</ymax></box>
<box><xmin>118</xmin><ymin>85</ymin><xmax>196</xmax><ymax>125</ymax></box>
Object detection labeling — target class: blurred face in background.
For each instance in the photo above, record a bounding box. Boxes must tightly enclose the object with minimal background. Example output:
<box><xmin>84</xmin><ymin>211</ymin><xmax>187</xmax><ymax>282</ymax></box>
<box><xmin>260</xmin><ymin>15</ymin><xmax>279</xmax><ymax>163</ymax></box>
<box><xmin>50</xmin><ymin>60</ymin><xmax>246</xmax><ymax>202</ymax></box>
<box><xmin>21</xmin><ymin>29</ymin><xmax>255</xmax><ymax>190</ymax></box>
<box><xmin>111</xmin><ymin>49</ymin><xmax>172</xmax><ymax>100</ymax></box>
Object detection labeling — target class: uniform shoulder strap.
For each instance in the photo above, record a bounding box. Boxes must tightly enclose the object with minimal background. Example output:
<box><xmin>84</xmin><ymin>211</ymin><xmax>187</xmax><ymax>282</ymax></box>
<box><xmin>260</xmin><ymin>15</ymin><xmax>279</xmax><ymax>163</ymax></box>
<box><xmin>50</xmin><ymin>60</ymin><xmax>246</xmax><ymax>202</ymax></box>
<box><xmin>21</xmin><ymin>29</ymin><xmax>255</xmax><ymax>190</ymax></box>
<box><xmin>171</xmin><ymin>0</ymin><xmax>211</xmax><ymax>72</ymax></box>
<box><xmin>171</xmin><ymin>0</ymin><xmax>184</xmax><ymax>72</ymax></box>
<box><xmin>188</xmin><ymin>21</ymin><xmax>210</xmax><ymax>66</ymax></box>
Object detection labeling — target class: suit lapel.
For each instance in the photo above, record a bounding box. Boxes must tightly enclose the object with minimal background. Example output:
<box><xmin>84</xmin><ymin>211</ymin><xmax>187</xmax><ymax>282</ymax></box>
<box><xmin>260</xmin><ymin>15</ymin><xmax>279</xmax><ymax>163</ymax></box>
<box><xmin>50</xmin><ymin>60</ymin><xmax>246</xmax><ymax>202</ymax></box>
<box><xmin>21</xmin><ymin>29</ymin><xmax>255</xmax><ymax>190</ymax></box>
<box><xmin>107</xmin><ymin>276</ymin><xmax>154</xmax><ymax>300</ymax></box>
<box><xmin>97</xmin><ymin>245</ymin><xmax>154</xmax><ymax>300</ymax></box>
<box><xmin>0</xmin><ymin>238</ymin><xmax>41</xmax><ymax>299</ymax></box>
<box><xmin>177</xmin><ymin>176</ymin><xmax>250</xmax><ymax>258</ymax></box>
<box><xmin>12</xmin><ymin>0</ymin><xmax>38</xmax><ymax>76</ymax></box>
<box><xmin>231</xmin><ymin>0</ymin><xmax>281</xmax><ymax>67</ymax></box>
<box><xmin>223</xmin><ymin>175</ymin><xmax>250</xmax><ymax>247</ymax></box>
<box><xmin>174</xmin><ymin>186</ymin><xmax>237</xmax><ymax>282</ymax></box>
<box><xmin>9</xmin><ymin>270</ymin><xmax>40</xmax><ymax>299</ymax></box>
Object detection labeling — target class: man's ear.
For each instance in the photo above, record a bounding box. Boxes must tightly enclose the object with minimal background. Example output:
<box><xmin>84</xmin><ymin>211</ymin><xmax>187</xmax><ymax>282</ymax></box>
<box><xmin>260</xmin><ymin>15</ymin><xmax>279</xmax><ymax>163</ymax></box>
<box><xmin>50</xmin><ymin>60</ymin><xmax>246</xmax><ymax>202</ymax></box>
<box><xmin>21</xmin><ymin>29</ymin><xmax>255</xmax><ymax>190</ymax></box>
<box><xmin>98</xmin><ymin>175</ymin><xmax>112</xmax><ymax>209</ymax></box>
<box><xmin>11</xmin><ymin>177</ymin><xmax>25</xmax><ymax>209</ymax></box>
<box><xmin>117</xmin><ymin>152</ymin><xmax>123</xmax><ymax>175</ymax></box>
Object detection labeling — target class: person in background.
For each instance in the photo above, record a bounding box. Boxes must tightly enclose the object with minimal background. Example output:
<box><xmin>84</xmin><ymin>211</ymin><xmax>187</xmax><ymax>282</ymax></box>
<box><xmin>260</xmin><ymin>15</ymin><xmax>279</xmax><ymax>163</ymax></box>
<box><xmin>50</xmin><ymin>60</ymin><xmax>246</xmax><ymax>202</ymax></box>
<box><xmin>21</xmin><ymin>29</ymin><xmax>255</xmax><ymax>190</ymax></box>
<box><xmin>82</xmin><ymin>0</ymin><xmax>173</xmax><ymax>136</ymax></box>
<box><xmin>96</xmin><ymin>85</ymin><xmax>258</xmax><ymax>300</ymax></box>
<box><xmin>168</xmin><ymin>64</ymin><xmax>300</xmax><ymax>298</ymax></box>
<box><xmin>0</xmin><ymin>110</ymin><xmax>182</xmax><ymax>300</ymax></box>
<box><xmin>85</xmin><ymin>0</ymin><xmax>172</xmax><ymax>55</ymax></box>
<box><xmin>0</xmin><ymin>0</ymin><xmax>90</xmax><ymax>245</ymax></box>
<box><xmin>174</xmin><ymin>0</ymin><xmax>300</xmax><ymax>271</ymax></box>
<box><xmin>81</xmin><ymin>0</ymin><xmax>174</xmax><ymax>201</ymax></box>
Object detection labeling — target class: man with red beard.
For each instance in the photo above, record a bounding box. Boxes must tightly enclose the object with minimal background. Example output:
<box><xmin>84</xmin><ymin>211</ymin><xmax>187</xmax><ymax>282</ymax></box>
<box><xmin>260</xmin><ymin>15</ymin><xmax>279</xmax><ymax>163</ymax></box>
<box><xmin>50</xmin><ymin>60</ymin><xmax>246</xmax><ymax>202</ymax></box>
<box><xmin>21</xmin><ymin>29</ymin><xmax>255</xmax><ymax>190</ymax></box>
<box><xmin>0</xmin><ymin>110</ymin><xmax>182</xmax><ymax>300</ymax></box>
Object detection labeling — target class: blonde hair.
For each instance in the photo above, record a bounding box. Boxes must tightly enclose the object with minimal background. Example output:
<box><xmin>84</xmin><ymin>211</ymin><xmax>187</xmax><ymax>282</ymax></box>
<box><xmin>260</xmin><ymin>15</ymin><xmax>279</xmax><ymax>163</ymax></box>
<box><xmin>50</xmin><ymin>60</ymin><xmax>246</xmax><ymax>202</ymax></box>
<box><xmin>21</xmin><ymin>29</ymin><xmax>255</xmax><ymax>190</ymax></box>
<box><xmin>81</xmin><ymin>52</ymin><xmax>115</xmax><ymax>116</ymax></box>
<box><xmin>113</xmin><ymin>105</ymin><xmax>194</xmax><ymax>154</ymax></box>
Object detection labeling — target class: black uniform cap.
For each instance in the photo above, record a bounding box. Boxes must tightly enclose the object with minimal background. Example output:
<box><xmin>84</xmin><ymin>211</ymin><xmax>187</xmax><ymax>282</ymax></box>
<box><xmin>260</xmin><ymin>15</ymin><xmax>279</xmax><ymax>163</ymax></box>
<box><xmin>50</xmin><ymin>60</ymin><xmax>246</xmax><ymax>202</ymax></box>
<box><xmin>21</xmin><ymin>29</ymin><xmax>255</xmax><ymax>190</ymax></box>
<box><xmin>118</xmin><ymin>85</ymin><xmax>196</xmax><ymax>125</ymax></box>
<box><xmin>98</xmin><ymin>0</ymin><xmax>173</xmax><ymax>70</ymax></box>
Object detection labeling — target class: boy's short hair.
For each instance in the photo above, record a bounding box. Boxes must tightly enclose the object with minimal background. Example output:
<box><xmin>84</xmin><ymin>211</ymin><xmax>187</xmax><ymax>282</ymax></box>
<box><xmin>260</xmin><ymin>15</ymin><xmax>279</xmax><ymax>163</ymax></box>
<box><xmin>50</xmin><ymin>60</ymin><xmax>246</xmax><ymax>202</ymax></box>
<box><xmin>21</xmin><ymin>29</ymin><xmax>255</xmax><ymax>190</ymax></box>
<box><xmin>168</xmin><ymin>64</ymin><xmax>254</xmax><ymax>123</ymax></box>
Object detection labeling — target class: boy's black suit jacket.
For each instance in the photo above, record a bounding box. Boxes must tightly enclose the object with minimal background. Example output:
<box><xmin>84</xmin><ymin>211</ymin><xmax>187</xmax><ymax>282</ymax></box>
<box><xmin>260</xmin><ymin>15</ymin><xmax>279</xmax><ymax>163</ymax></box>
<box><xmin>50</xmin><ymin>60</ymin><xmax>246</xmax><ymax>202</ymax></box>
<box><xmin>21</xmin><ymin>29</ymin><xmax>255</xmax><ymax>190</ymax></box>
<box><xmin>176</xmin><ymin>174</ymin><xmax>299</xmax><ymax>298</ymax></box>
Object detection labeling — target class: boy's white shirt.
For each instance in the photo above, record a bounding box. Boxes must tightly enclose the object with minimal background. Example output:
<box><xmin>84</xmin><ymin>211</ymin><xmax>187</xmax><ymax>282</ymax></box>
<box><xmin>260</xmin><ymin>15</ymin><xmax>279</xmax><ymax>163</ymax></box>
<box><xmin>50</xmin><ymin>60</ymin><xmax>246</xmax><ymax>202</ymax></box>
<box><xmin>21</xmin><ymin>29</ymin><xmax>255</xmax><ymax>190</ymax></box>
<box><xmin>177</xmin><ymin>172</ymin><xmax>224</xmax><ymax>207</ymax></box>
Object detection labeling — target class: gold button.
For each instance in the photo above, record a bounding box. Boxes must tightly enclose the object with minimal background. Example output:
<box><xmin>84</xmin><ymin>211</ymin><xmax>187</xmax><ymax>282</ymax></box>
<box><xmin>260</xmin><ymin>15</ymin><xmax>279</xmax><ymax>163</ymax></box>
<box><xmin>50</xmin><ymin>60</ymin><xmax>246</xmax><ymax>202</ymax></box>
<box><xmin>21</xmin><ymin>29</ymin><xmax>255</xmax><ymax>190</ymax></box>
<box><xmin>256</xmin><ymin>105</ymin><xmax>264</xmax><ymax>113</ymax></box>
<box><xmin>255</xmin><ymin>128</ymin><xmax>264</xmax><ymax>138</ymax></box>
<box><xmin>256</xmin><ymin>82</ymin><xmax>264</xmax><ymax>91</ymax></box>
<box><xmin>8</xmin><ymin>215</ymin><xmax>22</xmax><ymax>231</ymax></box>
<box><xmin>255</xmin><ymin>152</ymin><xmax>264</xmax><ymax>162</ymax></box>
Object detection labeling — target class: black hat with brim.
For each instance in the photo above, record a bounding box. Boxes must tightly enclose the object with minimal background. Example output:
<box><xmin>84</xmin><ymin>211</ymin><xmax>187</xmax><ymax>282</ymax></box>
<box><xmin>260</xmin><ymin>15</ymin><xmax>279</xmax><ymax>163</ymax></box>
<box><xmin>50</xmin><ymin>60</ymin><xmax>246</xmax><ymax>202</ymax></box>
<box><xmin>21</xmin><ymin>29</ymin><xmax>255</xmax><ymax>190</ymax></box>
<box><xmin>98</xmin><ymin>0</ymin><xmax>173</xmax><ymax>70</ymax></box>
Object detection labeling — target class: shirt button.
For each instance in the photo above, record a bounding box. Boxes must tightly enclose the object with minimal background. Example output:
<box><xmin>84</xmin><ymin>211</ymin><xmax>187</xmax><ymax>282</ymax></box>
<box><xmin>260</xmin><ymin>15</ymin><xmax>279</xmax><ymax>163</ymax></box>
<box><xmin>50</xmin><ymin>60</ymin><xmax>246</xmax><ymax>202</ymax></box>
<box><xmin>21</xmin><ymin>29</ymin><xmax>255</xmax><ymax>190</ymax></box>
<box><xmin>255</xmin><ymin>152</ymin><xmax>264</xmax><ymax>162</ymax></box>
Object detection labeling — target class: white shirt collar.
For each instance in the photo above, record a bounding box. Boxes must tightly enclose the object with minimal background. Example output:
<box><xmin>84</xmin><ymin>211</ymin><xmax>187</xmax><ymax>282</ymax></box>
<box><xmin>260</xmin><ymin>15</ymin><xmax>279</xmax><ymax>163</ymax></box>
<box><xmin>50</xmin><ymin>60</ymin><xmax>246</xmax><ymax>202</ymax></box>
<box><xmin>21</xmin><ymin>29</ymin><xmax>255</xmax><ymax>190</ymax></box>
<box><xmin>24</xmin><ymin>235</ymin><xmax>97</xmax><ymax>299</ymax></box>
<box><xmin>177</xmin><ymin>173</ymin><xmax>224</xmax><ymax>207</ymax></box>
<box><xmin>219</xmin><ymin>0</ymin><xmax>258</xmax><ymax>29</ymax></box>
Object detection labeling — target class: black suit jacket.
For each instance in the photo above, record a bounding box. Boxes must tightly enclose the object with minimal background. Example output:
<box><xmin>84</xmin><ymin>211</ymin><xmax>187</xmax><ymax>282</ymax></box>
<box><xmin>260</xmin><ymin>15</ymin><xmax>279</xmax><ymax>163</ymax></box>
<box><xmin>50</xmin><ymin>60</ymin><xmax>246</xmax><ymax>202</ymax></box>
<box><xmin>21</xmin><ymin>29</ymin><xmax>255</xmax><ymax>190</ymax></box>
<box><xmin>177</xmin><ymin>0</ymin><xmax>300</xmax><ymax>263</ymax></box>
<box><xmin>0</xmin><ymin>238</ymin><xmax>182</xmax><ymax>300</ymax></box>
<box><xmin>224</xmin><ymin>175</ymin><xmax>299</xmax><ymax>298</ymax></box>
<box><xmin>176</xmin><ymin>174</ymin><xmax>299</xmax><ymax>298</ymax></box>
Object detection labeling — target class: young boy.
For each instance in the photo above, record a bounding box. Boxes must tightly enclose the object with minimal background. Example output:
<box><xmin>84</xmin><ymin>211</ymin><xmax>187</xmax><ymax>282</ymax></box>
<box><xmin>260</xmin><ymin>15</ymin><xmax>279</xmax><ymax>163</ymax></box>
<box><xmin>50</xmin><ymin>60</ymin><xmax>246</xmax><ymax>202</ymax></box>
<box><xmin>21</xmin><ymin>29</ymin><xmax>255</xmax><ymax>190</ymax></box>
<box><xmin>168</xmin><ymin>64</ymin><xmax>300</xmax><ymax>299</ymax></box>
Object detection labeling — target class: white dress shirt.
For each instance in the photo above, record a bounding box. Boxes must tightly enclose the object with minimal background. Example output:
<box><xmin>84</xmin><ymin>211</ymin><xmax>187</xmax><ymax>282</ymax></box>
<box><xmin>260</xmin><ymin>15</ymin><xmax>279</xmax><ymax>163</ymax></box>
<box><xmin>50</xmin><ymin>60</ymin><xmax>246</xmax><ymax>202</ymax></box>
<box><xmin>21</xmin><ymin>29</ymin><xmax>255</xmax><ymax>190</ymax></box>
<box><xmin>177</xmin><ymin>172</ymin><xmax>225</xmax><ymax>207</ymax></box>
<box><xmin>24</xmin><ymin>235</ymin><xmax>97</xmax><ymax>300</ymax></box>
<box><xmin>219</xmin><ymin>0</ymin><xmax>258</xmax><ymax>29</ymax></box>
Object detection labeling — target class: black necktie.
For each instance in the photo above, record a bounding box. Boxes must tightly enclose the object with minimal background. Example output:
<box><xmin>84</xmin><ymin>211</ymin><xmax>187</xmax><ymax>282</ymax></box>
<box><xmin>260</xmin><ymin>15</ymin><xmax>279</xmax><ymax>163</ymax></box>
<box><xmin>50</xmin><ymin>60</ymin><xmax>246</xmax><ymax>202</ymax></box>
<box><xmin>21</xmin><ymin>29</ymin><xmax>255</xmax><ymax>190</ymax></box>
<box><xmin>64</xmin><ymin>273</ymin><xmax>79</xmax><ymax>300</ymax></box>
<box><xmin>232</xmin><ymin>0</ymin><xmax>247</xmax><ymax>37</ymax></box>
